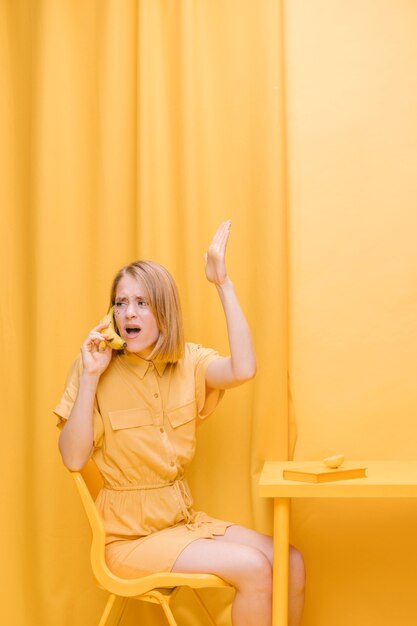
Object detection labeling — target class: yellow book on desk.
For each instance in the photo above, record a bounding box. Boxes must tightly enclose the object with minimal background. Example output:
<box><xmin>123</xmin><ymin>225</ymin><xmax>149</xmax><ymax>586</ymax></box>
<box><xmin>283</xmin><ymin>463</ymin><xmax>367</xmax><ymax>483</ymax></box>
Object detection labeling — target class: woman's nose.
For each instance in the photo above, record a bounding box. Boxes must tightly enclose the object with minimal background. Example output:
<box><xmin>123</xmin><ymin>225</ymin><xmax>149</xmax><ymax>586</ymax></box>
<box><xmin>126</xmin><ymin>302</ymin><xmax>137</xmax><ymax>317</ymax></box>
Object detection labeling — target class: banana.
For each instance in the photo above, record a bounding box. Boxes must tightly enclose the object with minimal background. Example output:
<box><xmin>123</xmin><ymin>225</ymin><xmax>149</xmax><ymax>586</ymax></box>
<box><xmin>323</xmin><ymin>454</ymin><xmax>345</xmax><ymax>469</ymax></box>
<box><xmin>99</xmin><ymin>306</ymin><xmax>127</xmax><ymax>351</ymax></box>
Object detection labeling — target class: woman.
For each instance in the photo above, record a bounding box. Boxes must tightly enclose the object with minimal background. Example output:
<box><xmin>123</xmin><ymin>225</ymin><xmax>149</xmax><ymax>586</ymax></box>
<box><xmin>55</xmin><ymin>220</ymin><xmax>305</xmax><ymax>626</ymax></box>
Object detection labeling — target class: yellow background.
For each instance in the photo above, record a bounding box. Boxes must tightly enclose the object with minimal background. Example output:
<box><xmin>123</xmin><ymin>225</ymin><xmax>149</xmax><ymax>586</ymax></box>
<box><xmin>1</xmin><ymin>1</ymin><xmax>416</xmax><ymax>625</ymax></box>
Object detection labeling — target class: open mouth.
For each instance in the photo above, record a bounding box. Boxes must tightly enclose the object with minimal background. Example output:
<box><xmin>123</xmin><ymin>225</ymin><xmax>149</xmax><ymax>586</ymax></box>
<box><xmin>125</xmin><ymin>326</ymin><xmax>141</xmax><ymax>338</ymax></box>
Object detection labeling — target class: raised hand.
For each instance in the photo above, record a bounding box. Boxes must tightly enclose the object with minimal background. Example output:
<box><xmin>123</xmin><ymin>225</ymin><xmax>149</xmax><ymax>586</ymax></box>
<box><xmin>204</xmin><ymin>220</ymin><xmax>231</xmax><ymax>285</ymax></box>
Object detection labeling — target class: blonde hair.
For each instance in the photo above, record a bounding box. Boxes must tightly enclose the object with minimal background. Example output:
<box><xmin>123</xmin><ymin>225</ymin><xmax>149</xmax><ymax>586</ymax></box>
<box><xmin>110</xmin><ymin>260</ymin><xmax>184</xmax><ymax>363</ymax></box>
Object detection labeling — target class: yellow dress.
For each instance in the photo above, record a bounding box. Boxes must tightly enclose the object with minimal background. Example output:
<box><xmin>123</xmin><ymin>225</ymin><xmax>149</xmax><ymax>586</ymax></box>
<box><xmin>54</xmin><ymin>343</ymin><xmax>233</xmax><ymax>577</ymax></box>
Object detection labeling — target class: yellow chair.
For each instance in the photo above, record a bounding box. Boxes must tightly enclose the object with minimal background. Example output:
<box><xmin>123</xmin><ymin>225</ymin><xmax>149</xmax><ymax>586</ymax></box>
<box><xmin>70</xmin><ymin>459</ymin><xmax>232</xmax><ymax>626</ymax></box>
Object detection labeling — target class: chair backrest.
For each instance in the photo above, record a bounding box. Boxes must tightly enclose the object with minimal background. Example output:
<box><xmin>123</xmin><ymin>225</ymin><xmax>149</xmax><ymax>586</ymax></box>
<box><xmin>80</xmin><ymin>457</ymin><xmax>104</xmax><ymax>499</ymax></box>
<box><xmin>70</xmin><ymin>459</ymin><xmax>185</xmax><ymax>595</ymax></box>
<box><xmin>70</xmin><ymin>460</ymin><xmax>112</xmax><ymax>589</ymax></box>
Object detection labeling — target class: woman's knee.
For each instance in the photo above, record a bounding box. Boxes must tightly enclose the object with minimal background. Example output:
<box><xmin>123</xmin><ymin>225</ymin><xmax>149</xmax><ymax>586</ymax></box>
<box><xmin>289</xmin><ymin>545</ymin><xmax>306</xmax><ymax>593</ymax></box>
<box><xmin>235</xmin><ymin>548</ymin><xmax>273</xmax><ymax>596</ymax></box>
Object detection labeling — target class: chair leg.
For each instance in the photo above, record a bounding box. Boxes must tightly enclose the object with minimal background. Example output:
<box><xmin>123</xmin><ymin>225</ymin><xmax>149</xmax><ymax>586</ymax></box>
<box><xmin>98</xmin><ymin>594</ymin><xmax>128</xmax><ymax>626</ymax></box>
<box><xmin>146</xmin><ymin>590</ymin><xmax>179</xmax><ymax>626</ymax></box>
<box><xmin>189</xmin><ymin>589</ymin><xmax>219</xmax><ymax>626</ymax></box>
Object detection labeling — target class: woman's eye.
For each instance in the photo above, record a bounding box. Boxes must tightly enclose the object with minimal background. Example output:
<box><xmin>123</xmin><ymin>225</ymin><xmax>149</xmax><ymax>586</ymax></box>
<box><xmin>115</xmin><ymin>301</ymin><xmax>127</xmax><ymax>308</ymax></box>
<box><xmin>138</xmin><ymin>299</ymin><xmax>148</xmax><ymax>307</ymax></box>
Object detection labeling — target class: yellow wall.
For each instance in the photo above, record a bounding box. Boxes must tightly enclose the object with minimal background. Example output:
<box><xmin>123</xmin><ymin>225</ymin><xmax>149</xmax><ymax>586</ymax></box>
<box><xmin>286</xmin><ymin>2</ymin><xmax>417</xmax><ymax>624</ymax></box>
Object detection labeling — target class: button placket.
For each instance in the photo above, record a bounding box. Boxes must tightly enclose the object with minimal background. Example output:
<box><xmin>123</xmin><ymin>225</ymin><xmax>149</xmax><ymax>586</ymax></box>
<box><xmin>147</xmin><ymin>367</ymin><xmax>163</xmax><ymax>425</ymax></box>
<box><xmin>147</xmin><ymin>366</ymin><xmax>177</xmax><ymax>469</ymax></box>
<box><xmin>162</xmin><ymin>415</ymin><xmax>179</xmax><ymax>471</ymax></box>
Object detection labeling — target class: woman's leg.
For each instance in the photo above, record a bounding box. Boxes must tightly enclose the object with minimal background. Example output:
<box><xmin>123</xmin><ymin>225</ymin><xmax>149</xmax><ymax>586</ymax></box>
<box><xmin>216</xmin><ymin>526</ymin><xmax>305</xmax><ymax>626</ymax></box>
<box><xmin>172</xmin><ymin>525</ymin><xmax>305</xmax><ymax>626</ymax></box>
<box><xmin>172</xmin><ymin>535</ymin><xmax>272</xmax><ymax>626</ymax></box>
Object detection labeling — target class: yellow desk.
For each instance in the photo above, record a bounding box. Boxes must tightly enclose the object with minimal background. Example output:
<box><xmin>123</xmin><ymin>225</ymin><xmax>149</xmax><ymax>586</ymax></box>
<box><xmin>258</xmin><ymin>460</ymin><xmax>417</xmax><ymax>626</ymax></box>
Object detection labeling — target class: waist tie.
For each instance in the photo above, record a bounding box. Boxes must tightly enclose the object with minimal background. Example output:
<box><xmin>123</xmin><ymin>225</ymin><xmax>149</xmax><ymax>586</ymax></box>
<box><xmin>104</xmin><ymin>482</ymin><xmax>175</xmax><ymax>491</ymax></box>
<box><xmin>103</xmin><ymin>479</ymin><xmax>197</xmax><ymax>527</ymax></box>
<box><xmin>172</xmin><ymin>479</ymin><xmax>194</xmax><ymax>526</ymax></box>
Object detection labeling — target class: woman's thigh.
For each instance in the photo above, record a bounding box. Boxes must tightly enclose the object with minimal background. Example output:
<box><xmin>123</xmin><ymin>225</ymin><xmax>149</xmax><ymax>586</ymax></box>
<box><xmin>215</xmin><ymin>524</ymin><xmax>273</xmax><ymax>564</ymax></box>
<box><xmin>171</xmin><ymin>535</ymin><xmax>272</xmax><ymax>590</ymax></box>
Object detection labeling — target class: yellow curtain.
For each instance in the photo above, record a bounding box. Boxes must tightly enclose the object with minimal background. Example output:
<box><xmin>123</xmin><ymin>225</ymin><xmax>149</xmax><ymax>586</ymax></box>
<box><xmin>0</xmin><ymin>2</ymin><xmax>287</xmax><ymax>624</ymax></box>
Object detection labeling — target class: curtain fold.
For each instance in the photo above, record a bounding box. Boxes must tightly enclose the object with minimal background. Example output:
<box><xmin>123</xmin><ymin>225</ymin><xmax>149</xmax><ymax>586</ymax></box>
<box><xmin>1</xmin><ymin>2</ymin><xmax>288</xmax><ymax>624</ymax></box>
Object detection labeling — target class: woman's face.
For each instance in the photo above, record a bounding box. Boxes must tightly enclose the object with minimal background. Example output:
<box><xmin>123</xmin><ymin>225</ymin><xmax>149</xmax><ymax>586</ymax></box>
<box><xmin>114</xmin><ymin>273</ymin><xmax>159</xmax><ymax>358</ymax></box>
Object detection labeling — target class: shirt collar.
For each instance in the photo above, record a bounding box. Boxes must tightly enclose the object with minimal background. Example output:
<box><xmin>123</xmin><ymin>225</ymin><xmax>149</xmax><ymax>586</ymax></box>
<box><xmin>122</xmin><ymin>352</ymin><xmax>168</xmax><ymax>378</ymax></box>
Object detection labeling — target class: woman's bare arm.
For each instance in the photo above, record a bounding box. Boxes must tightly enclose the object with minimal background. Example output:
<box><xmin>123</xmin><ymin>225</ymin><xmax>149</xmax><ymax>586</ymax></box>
<box><xmin>58</xmin><ymin>323</ymin><xmax>111</xmax><ymax>470</ymax></box>
<box><xmin>204</xmin><ymin>221</ymin><xmax>256</xmax><ymax>390</ymax></box>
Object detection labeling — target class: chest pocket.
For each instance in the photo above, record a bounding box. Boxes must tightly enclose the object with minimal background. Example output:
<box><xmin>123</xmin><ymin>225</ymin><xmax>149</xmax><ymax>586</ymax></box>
<box><xmin>166</xmin><ymin>400</ymin><xmax>196</xmax><ymax>428</ymax></box>
<box><xmin>108</xmin><ymin>408</ymin><xmax>153</xmax><ymax>430</ymax></box>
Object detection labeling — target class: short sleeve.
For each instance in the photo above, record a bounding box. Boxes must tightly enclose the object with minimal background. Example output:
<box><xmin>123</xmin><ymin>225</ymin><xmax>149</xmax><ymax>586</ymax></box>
<box><xmin>53</xmin><ymin>355</ymin><xmax>104</xmax><ymax>448</ymax></box>
<box><xmin>189</xmin><ymin>343</ymin><xmax>225</xmax><ymax>420</ymax></box>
